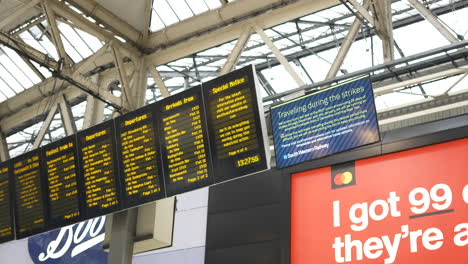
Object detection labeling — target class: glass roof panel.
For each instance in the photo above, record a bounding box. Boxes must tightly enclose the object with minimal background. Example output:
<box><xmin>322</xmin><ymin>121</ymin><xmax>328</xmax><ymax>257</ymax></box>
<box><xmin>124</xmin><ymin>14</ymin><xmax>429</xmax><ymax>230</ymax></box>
<box><xmin>3</xmin><ymin>47</ymin><xmax>42</xmax><ymax>84</ymax></box>
<box><xmin>154</xmin><ymin>0</ymin><xmax>180</xmax><ymax>26</ymax></box>
<box><xmin>186</xmin><ymin>0</ymin><xmax>210</xmax><ymax>15</ymax></box>
<box><xmin>150</xmin><ymin>0</ymin><xmax>228</xmax><ymax>32</ymax></box>
<box><xmin>169</xmin><ymin>0</ymin><xmax>195</xmax><ymax>21</ymax></box>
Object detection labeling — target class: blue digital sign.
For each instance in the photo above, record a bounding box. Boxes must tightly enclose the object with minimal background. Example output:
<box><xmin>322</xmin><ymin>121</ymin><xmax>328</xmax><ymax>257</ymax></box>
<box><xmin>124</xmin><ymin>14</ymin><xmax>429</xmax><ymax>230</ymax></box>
<box><xmin>271</xmin><ymin>75</ymin><xmax>380</xmax><ymax>168</ymax></box>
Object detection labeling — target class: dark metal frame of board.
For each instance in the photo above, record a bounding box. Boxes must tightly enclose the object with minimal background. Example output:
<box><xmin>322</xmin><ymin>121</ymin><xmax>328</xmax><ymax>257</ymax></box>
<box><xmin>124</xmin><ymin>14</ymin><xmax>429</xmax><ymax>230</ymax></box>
<box><xmin>41</xmin><ymin>135</ymin><xmax>86</xmax><ymax>230</ymax></box>
<box><xmin>0</xmin><ymin>160</ymin><xmax>15</xmax><ymax>243</ymax></box>
<box><xmin>114</xmin><ymin>102</ymin><xmax>167</xmax><ymax>208</ymax></box>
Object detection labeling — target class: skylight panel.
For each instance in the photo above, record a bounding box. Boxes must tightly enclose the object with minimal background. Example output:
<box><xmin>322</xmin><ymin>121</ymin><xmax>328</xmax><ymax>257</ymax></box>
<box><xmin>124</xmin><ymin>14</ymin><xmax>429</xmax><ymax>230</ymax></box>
<box><xmin>154</xmin><ymin>0</ymin><xmax>180</xmax><ymax>26</ymax></box>
<box><xmin>0</xmin><ymin>52</ymin><xmax>34</xmax><ymax>88</ymax></box>
<box><xmin>2</xmin><ymin>47</ymin><xmax>42</xmax><ymax>84</ymax></box>
<box><xmin>19</xmin><ymin>31</ymin><xmax>50</xmax><ymax>56</ymax></box>
<box><xmin>74</xmin><ymin>28</ymin><xmax>104</xmax><ymax>53</ymax></box>
<box><xmin>61</xmin><ymin>37</ymin><xmax>83</xmax><ymax>62</ymax></box>
<box><xmin>30</xmin><ymin>61</ymin><xmax>52</xmax><ymax>78</ymax></box>
<box><xmin>150</xmin><ymin>9</ymin><xmax>166</xmax><ymax>31</ymax></box>
<box><xmin>58</xmin><ymin>22</ymin><xmax>93</xmax><ymax>59</ymax></box>
<box><xmin>186</xmin><ymin>0</ymin><xmax>210</xmax><ymax>15</ymax></box>
<box><xmin>204</xmin><ymin>0</ymin><xmax>222</xmax><ymax>9</ymax></box>
<box><xmin>0</xmin><ymin>92</ymin><xmax>7</xmax><ymax>103</ymax></box>
<box><xmin>0</xmin><ymin>77</ymin><xmax>16</xmax><ymax>98</ymax></box>
<box><xmin>169</xmin><ymin>0</ymin><xmax>195</xmax><ymax>20</ymax></box>
<box><xmin>0</xmin><ymin>64</ymin><xmax>25</xmax><ymax>93</ymax></box>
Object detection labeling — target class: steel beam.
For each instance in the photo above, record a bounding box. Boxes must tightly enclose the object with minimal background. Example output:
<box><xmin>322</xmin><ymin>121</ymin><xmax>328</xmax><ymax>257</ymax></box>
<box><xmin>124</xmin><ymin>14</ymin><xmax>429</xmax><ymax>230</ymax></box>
<box><xmin>133</xmin><ymin>58</ymin><xmax>148</xmax><ymax>108</ymax></box>
<box><xmin>372</xmin><ymin>0</ymin><xmax>394</xmax><ymax>61</ymax></box>
<box><xmin>58</xmin><ymin>94</ymin><xmax>77</xmax><ymax>135</ymax></box>
<box><xmin>42</xmin><ymin>0</ymin><xmax>72</xmax><ymax>65</ymax></box>
<box><xmin>111</xmin><ymin>44</ymin><xmax>133</xmax><ymax>110</ymax></box>
<box><xmin>148</xmin><ymin>65</ymin><xmax>170</xmax><ymax>98</ymax></box>
<box><xmin>49</xmin><ymin>0</ymin><xmax>141</xmax><ymax>61</ymax></box>
<box><xmin>146</xmin><ymin>0</ymin><xmax>339</xmax><ymax>65</ymax></box>
<box><xmin>407</xmin><ymin>0</ymin><xmax>459</xmax><ymax>43</ymax></box>
<box><xmin>32</xmin><ymin>102</ymin><xmax>58</xmax><ymax>149</ymax></box>
<box><xmin>83</xmin><ymin>94</ymin><xmax>104</xmax><ymax>129</ymax></box>
<box><xmin>0</xmin><ymin>0</ymin><xmax>43</xmax><ymax>30</ymax></box>
<box><xmin>220</xmin><ymin>27</ymin><xmax>252</xmax><ymax>75</ymax></box>
<box><xmin>263</xmin><ymin>40</ymin><xmax>468</xmax><ymax>102</ymax></box>
<box><xmin>347</xmin><ymin>0</ymin><xmax>374</xmax><ymax>24</ymax></box>
<box><xmin>254</xmin><ymin>24</ymin><xmax>305</xmax><ymax>87</ymax></box>
<box><xmin>0</xmin><ymin>133</ymin><xmax>9</xmax><ymax>162</ymax></box>
<box><xmin>0</xmin><ymin>31</ymin><xmax>58</xmax><ymax>70</ymax></box>
<box><xmin>374</xmin><ymin>66</ymin><xmax>468</xmax><ymax>95</ymax></box>
<box><xmin>326</xmin><ymin>17</ymin><xmax>362</xmax><ymax>79</ymax></box>
<box><xmin>65</xmin><ymin>0</ymin><xmax>142</xmax><ymax>45</ymax></box>
<box><xmin>142</xmin><ymin>0</ymin><xmax>152</xmax><ymax>42</ymax></box>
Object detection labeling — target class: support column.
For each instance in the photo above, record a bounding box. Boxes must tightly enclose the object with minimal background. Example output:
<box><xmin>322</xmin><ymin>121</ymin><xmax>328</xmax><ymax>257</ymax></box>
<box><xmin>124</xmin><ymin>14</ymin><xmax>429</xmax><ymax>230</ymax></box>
<box><xmin>407</xmin><ymin>0</ymin><xmax>459</xmax><ymax>43</ymax></box>
<box><xmin>0</xmin><ymin>0</ymin><xmax>43</xmax><ymax>30</ymax></box>
<box><xmin>42</xmin><ymin>0</ymin><xmax>71</xmax><ymax>65</ymax></box>
<box><xmin>372</xmin><ymin>0</ymin><xmax>394</xmax><ymax>62</ymax></box>
<box><xmin>32</xmin><ymin>102</ymin><xmax>59</xmax><ymax>149</ymax></box>
<box><xmin>58</xmin><ymin>94</ymin><xmax>77</xmax><ymax>135</ymax></box>
<box><xmin>254</xmin><ymin>24</ymin><xmax>305</xmax><ymax>87</ymax></box>
<box><xmin>107</xmin><ymin>57</ymin><xmax>147</xmax><ymax>264</ymax></box>
<box><xmin>326</xmin><ymin>18</ymin><xmax>362</xmax><ymax>79</ymax></box>
<box><xmin>0</xmin><ymin>132</ymin><xmax>9</xmax><ymax>162</ymax></box>
<box><xmin>108</xmin><ymin>208</ymin><xmax>138</xmax><ymax>264</ymax></box>
<box><xmin>111</xmin><ymin>43</ymin><xmax>134</xmax><ymax>110</ymax></box>
<box><xmin>83</xmin><ymin>75</ymin><xmax>105</xmax><ymax>129</ymax></box>
<box><xmin>148</xmin><ymin>65</ymin><xmax>170</xmax><ymax>98</ymax></box>
<box><xmin>220</xmin><ymin>27</ymin><xmax>252</xmax><ymax>75</ymax></box>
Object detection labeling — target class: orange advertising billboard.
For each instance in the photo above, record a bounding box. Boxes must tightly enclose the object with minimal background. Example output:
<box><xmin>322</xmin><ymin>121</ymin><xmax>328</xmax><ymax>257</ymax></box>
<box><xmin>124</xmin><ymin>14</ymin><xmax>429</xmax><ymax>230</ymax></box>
<box><xmin>291</xmin><ymin>138</ymin><xmax>468</xmax><ymax>263</ymax></box>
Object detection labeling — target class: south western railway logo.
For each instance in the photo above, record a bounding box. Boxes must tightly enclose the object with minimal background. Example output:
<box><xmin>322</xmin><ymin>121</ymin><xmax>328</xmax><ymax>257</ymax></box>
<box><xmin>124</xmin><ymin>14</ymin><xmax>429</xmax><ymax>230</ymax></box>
<box><xmin>331</xmin><ymin>161</ymin><xmax>356</xmax><ymax>189</ymax></box>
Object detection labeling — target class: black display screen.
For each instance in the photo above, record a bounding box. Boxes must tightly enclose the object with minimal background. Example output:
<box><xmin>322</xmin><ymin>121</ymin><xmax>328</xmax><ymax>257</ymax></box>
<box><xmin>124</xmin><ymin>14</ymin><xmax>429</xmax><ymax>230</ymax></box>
<box><xmin>115</xmin><ymin>104</ymin><xmax>166</xmax><ymax>208</ymax></box>
<box><xmin>42</xmin><ymin>136</ymin><xmax>83</xmax><ymax>228</ymax></box>
<box><xmin>76</xmin><ymin>120</ymin><xmax>122</xmax><ymax>218</ymax></box>
<box><xmin>202</xmin><ymin>65</ymin><xmax>269</xmax><ymax>182</ymax></box>
<box><xmin>159</xmin><ymin>86</ymin><xmax>213</xmax><ymax>196</ymax></box>
<box><xmin>0</xmin><ymin>161</ymin><xmax>14</xmax><ymax>243</ymax></box>
<box><xmin>12</xmin><ymin>150</ymin><xmax>47</xmax><ymax>239</ymax></box>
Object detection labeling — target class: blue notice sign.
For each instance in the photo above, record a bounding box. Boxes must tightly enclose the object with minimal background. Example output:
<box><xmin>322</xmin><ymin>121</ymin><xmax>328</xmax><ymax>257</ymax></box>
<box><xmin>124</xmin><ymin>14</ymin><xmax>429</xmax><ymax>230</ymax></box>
<box><xmin>271</xmin><ymin>76</ymin><xmax>380</xmax><ymax>168</ymax></box>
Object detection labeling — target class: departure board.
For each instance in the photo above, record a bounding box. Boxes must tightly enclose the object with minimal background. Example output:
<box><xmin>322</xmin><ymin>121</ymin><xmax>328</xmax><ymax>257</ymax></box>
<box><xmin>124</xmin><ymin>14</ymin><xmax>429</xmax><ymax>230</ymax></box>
<box><xmin>42</xmin><ymin>136</ymin><xmax>83</xmax><ymax>228</ymax></box>
<box><xmin>77</xmin><ymin>120</ymin><xmax>121</xmax><ymax>218</ymax></box>
<box><xmin>115</xmin><ymin>104</ymin><xmax>166</xmax><ymax>208</ymax></box>
<box><xmin>203</xmin><ymin>65</ymin><xmax>269</xmax><ymax>182</ymax></box>
<box><xmin>159</xmin><ymin>86</ymin><xmax>213</xmax><ymax>196</ymax></box>
<box><xmin>0</xmin><ymin>161</ymin><xmax>14</xmax><ymax>243</ymax></box>
<box><xmin>12</xmin><ymin>150</ymin><xmax>47</xmax><ymax>239</ymax></box>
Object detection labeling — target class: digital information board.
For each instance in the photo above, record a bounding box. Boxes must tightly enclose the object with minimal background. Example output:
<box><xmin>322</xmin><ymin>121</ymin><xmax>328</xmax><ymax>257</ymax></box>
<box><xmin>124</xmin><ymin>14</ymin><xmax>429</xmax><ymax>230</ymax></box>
<box><xmin>42</xmin><ymin>136</ymin><xmax>82</xmax><ymax>228</ymax></box>
<box><xmin>203</xmin><ymin>65</ymin><xmax>270</xmax><ymax>182</ymax></box>
<box><xmin>77</xmin><ymin>120</ymin><xmax>121</xmax><ymax>218</ymax></box>
<box><xmin>115</xmin><ymin>105</ymin><xmax>166</xmax><ymax>208</ymax></box>
<box><xmin>291</xmin><ymin>138</ymin><xmax>468</xmax><ymax>264</ymax></box>
<box><xmin>271</xmin><ymin>75</ymin><xmax>380</xmax><ymax>168</ymax></box>
<box><xmin>0</xmin><ymin>161</ymin><xmax>14</xmax><ymax>243</ymax></box>
<box><xmin>159</xmin><ymin>86</ymin><xmax>213</xmax><ymax>196</ymax></box>
<box><xmin>0</xmin><ymin>64</ymin><xmax>273</xmax><ymax>244</ymax></box>
<box><xmin>12</xmin><ymin>150</ymin><xmax>47</xmax><ymax>239</ymax></box>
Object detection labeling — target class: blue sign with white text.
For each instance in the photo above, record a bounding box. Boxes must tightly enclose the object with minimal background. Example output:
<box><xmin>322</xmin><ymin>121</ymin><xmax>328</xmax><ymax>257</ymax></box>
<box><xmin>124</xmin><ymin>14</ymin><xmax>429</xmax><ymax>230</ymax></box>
<box><xmin>28</xmin><ymin>217</ymin><xmax>107</xmax><ymax>264</ymax></box>
<box><xmin>271</xmin><ymin>76</ymin><xmax>380</xmax><ymax>168</ymax></box>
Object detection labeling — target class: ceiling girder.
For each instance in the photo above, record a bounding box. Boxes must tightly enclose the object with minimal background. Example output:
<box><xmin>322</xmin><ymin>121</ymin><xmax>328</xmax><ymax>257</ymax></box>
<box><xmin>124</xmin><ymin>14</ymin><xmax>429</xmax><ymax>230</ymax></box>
<box><xmin>64</xmin><ymin>0</ymin><xmax>142</xmax><ymax>46</ymax></box>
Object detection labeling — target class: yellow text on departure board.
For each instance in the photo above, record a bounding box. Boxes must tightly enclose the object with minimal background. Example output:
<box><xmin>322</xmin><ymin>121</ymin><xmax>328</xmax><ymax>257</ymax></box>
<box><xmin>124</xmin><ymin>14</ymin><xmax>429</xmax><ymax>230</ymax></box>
<box><xmin>165</xmin><ymin>96</ymin><xmax>195</xmax><ymax>111</ymax></box>
<box><xmin>211</xmin><ymin>77</ymin><xmax>246</xmax><ymax>94</ymax></box>
<box><xmin>85</xmin><ymin>130</ymin><xmax>107</xmax><ymax>141</ymax></box>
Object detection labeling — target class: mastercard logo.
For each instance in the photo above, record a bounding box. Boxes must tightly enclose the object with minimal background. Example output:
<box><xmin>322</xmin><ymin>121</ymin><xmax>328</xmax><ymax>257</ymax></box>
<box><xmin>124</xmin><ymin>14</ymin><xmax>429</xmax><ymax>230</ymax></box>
<box><xmin>334</xmin><ymin>171</ymin><xmax>353</xmax><ymax>186</ymax></box>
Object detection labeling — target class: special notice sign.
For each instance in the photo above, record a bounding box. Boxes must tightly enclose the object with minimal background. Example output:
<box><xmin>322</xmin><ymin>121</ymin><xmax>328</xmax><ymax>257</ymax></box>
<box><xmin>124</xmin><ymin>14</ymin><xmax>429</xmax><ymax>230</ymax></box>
<box><xmin>271</xmin><ymin>75</ymin><xmax>380</xmax><ymax>168</ymax></box>
<box><xmin>291</xmin><ymin>138</ymin><xmax>468</xmax><ymax>264</ymax></box>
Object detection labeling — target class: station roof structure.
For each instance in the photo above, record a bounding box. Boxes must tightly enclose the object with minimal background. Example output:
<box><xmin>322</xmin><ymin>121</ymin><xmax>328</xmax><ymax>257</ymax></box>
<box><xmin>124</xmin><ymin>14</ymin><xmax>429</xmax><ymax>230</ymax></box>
<box><xmin>0</xmin><ymin>0</ymin><xmax>467</xmax><ymax>159</ymax></box>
